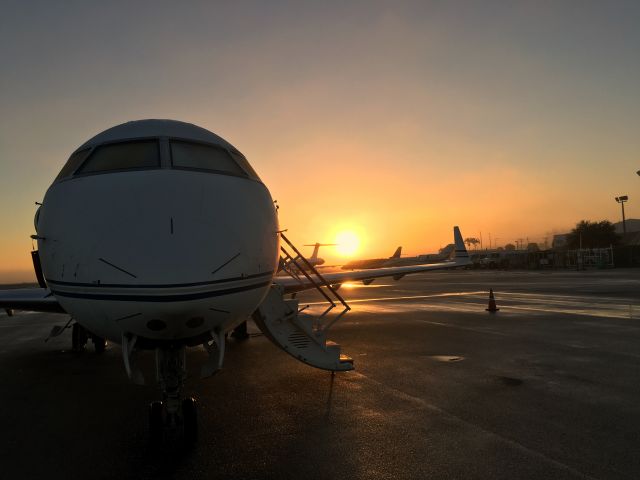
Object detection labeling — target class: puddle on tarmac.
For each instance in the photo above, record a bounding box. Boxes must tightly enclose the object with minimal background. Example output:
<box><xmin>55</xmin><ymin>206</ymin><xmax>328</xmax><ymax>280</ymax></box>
<box><xmin>429</xmin><ymin>355</ymin><xmax>465</xmax><ymax>363</ymax></box>
<box><xmin>341</xmin><ymin>283</ymin><xmax>393</xmax><ymax>289</ymax></box>
<box><xmin>498</xmin><ymin>376</ymin><xmax>523</xmax><ymax>386</ymax></box>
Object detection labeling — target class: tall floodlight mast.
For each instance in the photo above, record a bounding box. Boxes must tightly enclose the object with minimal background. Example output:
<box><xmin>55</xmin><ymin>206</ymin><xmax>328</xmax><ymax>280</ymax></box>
<box><xmin>615</xmin><ymin>195</ymin><xmax>629</xmax><ymax>235</ymax></box>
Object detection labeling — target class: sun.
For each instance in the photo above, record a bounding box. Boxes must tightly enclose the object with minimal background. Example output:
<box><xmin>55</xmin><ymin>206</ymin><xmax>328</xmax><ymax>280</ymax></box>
<box><xmin>335</xmin><ymin>230</ymin><xmax>360</xmax><ymax>257</ymax></box>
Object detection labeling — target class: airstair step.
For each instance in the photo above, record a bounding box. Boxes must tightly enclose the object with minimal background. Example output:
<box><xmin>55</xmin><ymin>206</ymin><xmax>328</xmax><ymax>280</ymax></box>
<box><xmin>339</xmin><ymin>354</ymin><xmax>354</xmax><ymax>365</ymax></box>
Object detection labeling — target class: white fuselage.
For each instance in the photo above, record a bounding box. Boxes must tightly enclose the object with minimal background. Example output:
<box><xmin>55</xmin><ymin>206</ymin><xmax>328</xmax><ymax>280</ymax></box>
<box><xmin>37</xmin><ymin>169</ymin><xmax>279</xmax><ymax>345</ymax></box>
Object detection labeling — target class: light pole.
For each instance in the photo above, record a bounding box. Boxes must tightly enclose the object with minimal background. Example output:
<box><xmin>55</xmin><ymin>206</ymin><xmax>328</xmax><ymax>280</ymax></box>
<box><xmin>615</xmin><ymin>195</ymin><xmax>628</xmax><ymax>235</ymax></box>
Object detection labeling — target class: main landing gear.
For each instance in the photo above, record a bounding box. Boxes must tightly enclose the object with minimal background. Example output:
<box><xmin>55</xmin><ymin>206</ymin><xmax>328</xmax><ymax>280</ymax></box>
<box><xmin>71</xmin><ymin>323</ymin><xmax>107</xmax><ymax>353</ymax></box>
<box><xmin>148</xmin><ymin>346</ymin><xmax>198</xmax><ymax>445</ymax></box>
<box><xmin>230</xmin><ymin>320</ymin><xmax>249</xmax><ymax>341</ymax></box>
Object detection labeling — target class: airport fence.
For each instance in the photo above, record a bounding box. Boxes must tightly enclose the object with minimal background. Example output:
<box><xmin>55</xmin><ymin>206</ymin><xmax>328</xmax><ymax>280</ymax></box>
<box><xmin>612</xmin><ymin>245</ymin><xmax>640</xmax><ymax>268</ymax></box>
<box><xmin>468</xmin><ymin>246</ymin><xmax>629</xmax><ymax>270</ymax></box>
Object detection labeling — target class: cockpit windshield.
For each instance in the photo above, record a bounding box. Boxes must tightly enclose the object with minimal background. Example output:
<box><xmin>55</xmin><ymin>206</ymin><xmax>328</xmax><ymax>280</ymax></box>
<box><xmin>170</xmin><ymin>141</ymin><xmax>252</xmax><ymax>179</ymax></box>
<box><xmin>229</xmin><ymin>149</ymin><xmax>261</xmax><ymax>181</ymax></box>
<box><xmin>54</xmin><ymin>138</ymin><xmax>261</xmax><ymax>182</ymax></box>
<box><xmin>76</xmin><ymin>141</ymin><xmax>160</xmax><ymax>174</ymax></box>
<box><xmin>54</xmin><ymin>148</ymin><xmax>91</xmax><ymax>181</ymax></box>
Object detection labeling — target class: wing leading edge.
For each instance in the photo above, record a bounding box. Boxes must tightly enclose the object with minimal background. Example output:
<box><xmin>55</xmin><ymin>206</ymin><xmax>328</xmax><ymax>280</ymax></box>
<box><xmin>0</xmin><ymin>288</ymin><xmax>65</xmax><ymax>313</ymax></box>
<box><xmin>275</xmin><ymin>226</ymin><xmax>470</xmax><ymax>294</ymax></box>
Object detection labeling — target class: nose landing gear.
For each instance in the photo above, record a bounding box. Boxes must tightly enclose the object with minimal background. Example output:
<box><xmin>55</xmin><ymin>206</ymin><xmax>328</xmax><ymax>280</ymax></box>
<box><xmin>149</xmin><ymin>400</ymin><xmax>164</xmax><ymax>442</ymax></box>
<box><xmin>148</xmin><ymin>346</ymin><xmax>198</xmax><ymax>445</ymax></box>
<box><xmin>182</xmin><ymin>397</ymin><xmax>198</xmax><ymax>443</ymax></box>
<box><xmin>148</xmin><ymin>398</ymin><xmax>198</xmax><ymax>446</ymax></box>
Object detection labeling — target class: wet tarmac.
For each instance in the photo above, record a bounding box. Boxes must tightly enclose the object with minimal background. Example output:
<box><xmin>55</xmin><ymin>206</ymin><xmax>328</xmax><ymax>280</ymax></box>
<box><xmin>2</xmin><ymin>269</ymin><xmax>640</xmax><ymax>479</ymax></box>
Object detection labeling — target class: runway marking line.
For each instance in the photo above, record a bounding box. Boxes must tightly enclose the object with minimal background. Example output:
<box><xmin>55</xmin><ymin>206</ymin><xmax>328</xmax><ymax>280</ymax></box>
<box><xmin>307</xmin><ymin>291</ymin><xmax>488</xmax><ymax>305</ymax></box>
<box><xmin>307</xmin><ymin>290</ymin><xmax>639</xmax><ymax>321</ymax></box>
<box><xmin>416</xmin><ymin>319</ymin><xmax>640</xmax><ymax>360</ymax></box>
<box><xmin>418</xmin><ymin>320</ymin><xmax>510</xmax><ymax>337</ymax></box>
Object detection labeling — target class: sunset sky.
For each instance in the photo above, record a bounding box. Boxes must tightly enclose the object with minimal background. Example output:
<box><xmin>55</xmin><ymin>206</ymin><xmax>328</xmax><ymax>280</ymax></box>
<box><xmin>1</xmin><ymin>1</ymin><xmax>639</xmax><ymax>282</ymax></box>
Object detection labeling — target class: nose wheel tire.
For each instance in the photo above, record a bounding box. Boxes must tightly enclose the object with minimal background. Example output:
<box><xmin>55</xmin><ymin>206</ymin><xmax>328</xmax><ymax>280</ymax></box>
<box><xmin>149</xmin><ymin>401</ymin><xmax>164</xmax><ymax>445</ymax></box>
<box><xmin>182</xmin><ymin>397</ymin><xmax>198</xmax><ymax>443</ymax></box>
<box><xmin>148</xmin><ymin>398</ymin><xmax>198</xmax><ymax>445</ymax></box>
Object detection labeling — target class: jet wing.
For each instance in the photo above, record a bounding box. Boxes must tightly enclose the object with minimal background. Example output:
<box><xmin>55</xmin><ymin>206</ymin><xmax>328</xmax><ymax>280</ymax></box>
<box><xmin>274</xmin><ymin>259</ymin><xmax>466</xmax><ymax>294</ymax></box>
<box><xmin>0</xmin><ymin>288</ymin><xmax>65</xmax><ymax>313</ymax></box>
<box><xmin>274</xmin><ymin>226</ymin><xmax>470</xmax><ymax>294</ymax></box>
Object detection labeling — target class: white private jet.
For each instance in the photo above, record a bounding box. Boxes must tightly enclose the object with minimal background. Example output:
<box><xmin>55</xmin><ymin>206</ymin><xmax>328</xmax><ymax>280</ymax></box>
<box><xmin>0</xmin><ymin>120</ymin><xmax>470</xmax><ymax>443</ymax></box>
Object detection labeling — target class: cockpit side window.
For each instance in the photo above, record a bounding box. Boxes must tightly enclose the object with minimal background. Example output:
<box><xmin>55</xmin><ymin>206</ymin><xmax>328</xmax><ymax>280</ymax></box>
<box><xmin>76</xmin><ymin>140</ymin><xmax>160</xmax><ymax>175</ymax></box>
<box><xmin>229</xmin><ymin>149</ymin><xmax>261</xmax><ymax>181</ymax></box>
<box><xmin>170</xmin><ymin>141</ymin><xmax>248</xmax><ymax>178</ymax></box>
<box><xmin>55</xmin><ymin>148</ymin><xmax>91</xmax><ymax>181</ymax></box>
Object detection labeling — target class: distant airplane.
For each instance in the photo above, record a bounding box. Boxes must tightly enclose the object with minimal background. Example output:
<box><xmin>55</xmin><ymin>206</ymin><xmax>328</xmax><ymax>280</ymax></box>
<box><xmin>304</xmin><ymin>242</ymin><xmax>336</xmax><ymax>267</ymax></box>
<box><xmin>342</xmin><ymin>243</ymin><xmax>455</xmax><ymax>270</ymax></box>
<box><xmin>341</xmin><ymin>245</ymin><xmax>403</xmax><ymax>270</ymax></box>
<box><xmin>0</xmin><ymin>119</ymin><xmax>470</xmax><ymax>444</ymax></box>
<box><xmin>281</xmin><ymin>242</ymin><xmax>336</xmax><ymax>271</ymax></box>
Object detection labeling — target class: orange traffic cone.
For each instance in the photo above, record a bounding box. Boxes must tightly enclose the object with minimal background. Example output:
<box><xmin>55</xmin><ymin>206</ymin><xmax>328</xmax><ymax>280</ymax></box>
<box><xmin>486</xmin><ymin>289</ymin><xmax>499</xmax><ymax>312</ymax></box>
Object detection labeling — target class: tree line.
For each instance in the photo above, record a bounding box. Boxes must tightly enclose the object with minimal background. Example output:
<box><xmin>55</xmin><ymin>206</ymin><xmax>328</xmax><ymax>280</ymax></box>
<box><xmin>463</xmin><ymin>220</ymin><xmax>620</xmax><ymax>251</ymax></box>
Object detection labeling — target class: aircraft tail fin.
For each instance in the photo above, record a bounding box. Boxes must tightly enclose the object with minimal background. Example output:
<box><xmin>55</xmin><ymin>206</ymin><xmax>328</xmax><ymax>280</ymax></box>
<box><xmin>310</xmin><ymin>243</ymin><xmax>320</xmax><ymax>260</ymax></box>
<box><xmin>303</xmin><ymin>243</ymin><xmax>338</xmax><ymax>261</ymax></box>
<box><xmin>453</xmin><ymin>226</ymin><xmax>470</xmax><ymax>264</ymax></box>
<box><xmin>390</xmin><ymin>246</ymin><xmax>402</xmax><ymax>259</ymax></box>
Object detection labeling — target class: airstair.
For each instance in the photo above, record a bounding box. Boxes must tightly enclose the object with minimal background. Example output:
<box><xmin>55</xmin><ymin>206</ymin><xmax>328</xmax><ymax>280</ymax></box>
<box><xmin>252</xmin><ymin>232</ymin><xmax>354</xmax><ymax>372</ymax></box>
